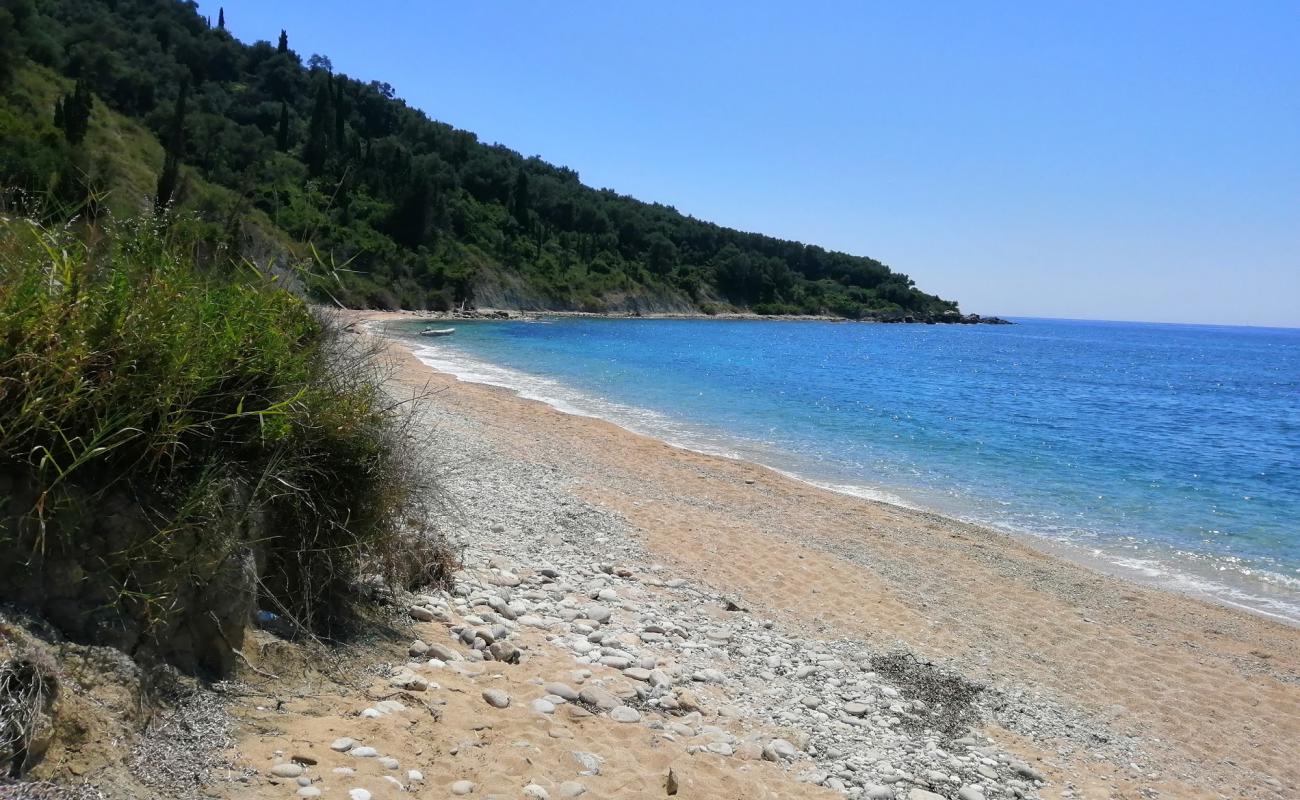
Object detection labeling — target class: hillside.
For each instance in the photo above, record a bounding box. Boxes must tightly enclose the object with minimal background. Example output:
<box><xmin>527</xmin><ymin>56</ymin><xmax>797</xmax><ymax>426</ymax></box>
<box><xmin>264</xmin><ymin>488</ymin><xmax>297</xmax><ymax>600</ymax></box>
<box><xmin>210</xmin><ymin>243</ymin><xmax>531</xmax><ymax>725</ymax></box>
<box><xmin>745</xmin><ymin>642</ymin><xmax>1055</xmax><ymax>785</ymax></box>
<box><xmin>0</xmin><ymin>0</ymin><xmax>967</xmax><ymax>320</ymax></box>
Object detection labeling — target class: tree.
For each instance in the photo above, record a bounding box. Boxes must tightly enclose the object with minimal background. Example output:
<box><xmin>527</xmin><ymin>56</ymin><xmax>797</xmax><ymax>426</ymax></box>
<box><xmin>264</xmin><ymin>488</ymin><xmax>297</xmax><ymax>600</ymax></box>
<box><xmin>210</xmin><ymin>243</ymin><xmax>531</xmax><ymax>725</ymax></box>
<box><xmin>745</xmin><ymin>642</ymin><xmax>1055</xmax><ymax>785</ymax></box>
<box><xmin>277</xmin><ymin>29</ymin><xmax>288</xmax><ymax>53</ymax></box>
<box><xmin>276</xmin><ymin>101</ymin><xmax>290</xmax><ymax>151</ymax></box>
<box><xmin>0</xmin><ymin>9</ymin><xmax>18</xmax><ymax>89</ymax></box>
<box><xmin>155</xmin><ymin>80</ymin><xmax>189</xmax><ymax>214</ymax></box>
<box><xmin>304</xmin><ymin>77</ymin><xmax>333</xmax><ymax>176</ymax></box>
<box><xmin>217</xmin><ymin>7</ymin><xmax>225</xmax><ymax>30</ymax></box>
<box><xmin>54</xmin><ymin>79</ymin><xmax>93</xmax><ymax>145</ymax></box>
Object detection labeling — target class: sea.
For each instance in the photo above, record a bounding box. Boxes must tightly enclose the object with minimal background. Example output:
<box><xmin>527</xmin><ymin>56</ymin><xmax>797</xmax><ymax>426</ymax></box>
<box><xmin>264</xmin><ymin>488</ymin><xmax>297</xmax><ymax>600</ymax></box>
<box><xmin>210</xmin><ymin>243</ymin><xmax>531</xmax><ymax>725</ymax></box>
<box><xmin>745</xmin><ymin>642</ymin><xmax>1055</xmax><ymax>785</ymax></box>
<box><xmin>399</xmin><ymin>316</ymin><xmax>1300</xmax><ymax>624</ymax></box>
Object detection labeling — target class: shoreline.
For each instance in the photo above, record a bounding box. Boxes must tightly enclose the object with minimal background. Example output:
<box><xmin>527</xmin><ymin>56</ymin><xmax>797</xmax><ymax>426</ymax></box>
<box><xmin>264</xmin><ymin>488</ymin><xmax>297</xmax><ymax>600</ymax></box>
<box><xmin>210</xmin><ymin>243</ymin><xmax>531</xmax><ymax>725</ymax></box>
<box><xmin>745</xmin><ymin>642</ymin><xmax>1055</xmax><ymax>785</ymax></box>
<box><xmin>374</xmin><ymin>312</ymin><xmax>1300</xmax><ymax>628</ymax></box>
<box><xmin>371</xmin><ymin>306</ymin><xmax>1014</xmax><ymax>324</ymax></box>
<box><xmin>344</xmin><ymin>308</ymin><xmax>1300</xmax><ymax>799</ymax></box>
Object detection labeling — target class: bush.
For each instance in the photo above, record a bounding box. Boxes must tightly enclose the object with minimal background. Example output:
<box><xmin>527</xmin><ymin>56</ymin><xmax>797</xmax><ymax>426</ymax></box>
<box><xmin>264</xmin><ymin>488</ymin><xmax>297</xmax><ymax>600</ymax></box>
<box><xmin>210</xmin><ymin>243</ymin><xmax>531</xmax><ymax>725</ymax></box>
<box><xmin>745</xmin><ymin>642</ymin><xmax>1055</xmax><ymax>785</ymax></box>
<box><xmin>0</xmin><ymin>214</ymin><xmax>451</xmax><ymax>670</ymax></box>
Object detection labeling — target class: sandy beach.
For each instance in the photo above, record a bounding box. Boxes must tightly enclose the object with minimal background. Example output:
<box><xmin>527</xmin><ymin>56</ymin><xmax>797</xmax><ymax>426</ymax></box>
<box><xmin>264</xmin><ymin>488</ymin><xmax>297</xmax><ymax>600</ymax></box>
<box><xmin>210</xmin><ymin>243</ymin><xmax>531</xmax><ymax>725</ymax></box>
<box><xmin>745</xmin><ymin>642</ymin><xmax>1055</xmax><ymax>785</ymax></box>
<box><xmin>209</xmin><ymin>312</ymin><xmax>1299</xmax><ymax>800</ymax></box>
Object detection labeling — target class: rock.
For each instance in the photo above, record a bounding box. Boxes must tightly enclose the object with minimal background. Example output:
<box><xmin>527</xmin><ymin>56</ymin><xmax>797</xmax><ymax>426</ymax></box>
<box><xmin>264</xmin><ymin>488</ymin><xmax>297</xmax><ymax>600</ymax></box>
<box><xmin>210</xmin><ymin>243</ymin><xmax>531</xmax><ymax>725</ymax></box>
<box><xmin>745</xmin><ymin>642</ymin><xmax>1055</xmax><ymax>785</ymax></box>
<box><xmin>545</xmin><ymin>681</ymin><xmax>580</xmax><ymax>701</ymax></box>
<box><xmin>490</xmin><ymin>522</ymin><xmax>506</xmax><ymax>533</ymax></box>
<box><xmin>482</xmin><ymin>688</ymin><xmax>511</xmax><ymax>708</ymax></box>
<box><xmin>908</xmin><ymin>790</ymin><xmax>947</xmax><ymax>800</ymax></box>
<box><xmin>578</xmin><ymin>685</ymin><xmax>620</xmax><ymax>710</ymax></box>
<box><xmin>532</xmin><ymin>698</ymin><xmax>557</xmax><ymax>714</ymax></box>
<box><xmin>864</xmin><ymin>788</ymin><xmax>893</xmax><ymax>800</ymax></box>
<box><xmin>450</xmin><ymin>779</ymin><xmax>476</xmax><ymax>795</ymax></box>
<box><xmin>958</xmin><ymin>788</ymin><xmax>986</xmax><ymax>800</ymax></box>
<box><xmin>572</xmin><ymin>751</ymin><xmax>603</xmax><ymax>775</ymax></box>
<box><xmin>623</xmin><ymin>667</ymin><xmax>652</xmax><ymax>682</ymax></box>
<box><xmin>409</xmin><ymin>606</ymin><xmax>436</xmax><ymax>622</ymax></box>
<box><xmin>692</xmin><ymin>668</ymin><xmax>725</xmax><ymax>683</ymax></box>
<box><xmin>843</xmin><ymin>701</ymin><xmax>870</xmax><ymax>717</ymax></box>
<box><xmin>1013</xmin><ymin>762</ymin><xmax>1047</xmax><ymax>782</ymax></box>
<box><xmin>427</xmin><ymin>643</ymin><xmax>463</xmax><ymax>662</ymax></box>
<box><xmin>409</xmin><ymin>639</ymin><xmax>430</xmax><ymax>657</ymax></box>
<box><xmin>291</xmin><ymin>754</ymin><xmax>318</xmax><ymax>766</ymax></box>
<box><xmin>329</xmin><ymin>737</ymin><xmax>355</xmax><ymax>752</ymax></box>
<box><xmin>297</xmin><ymin>789</ymin><xmax>321</xmax><ymax>798</ymax></box>
<box><xmin>270</xmin><ymin>763</ymin><xmax>304</xmax><ymax>778</ymax></box>
<box><xmin>408</xmin><ymin>770</ymin><xmax>424</xmax><ymax>783</ymax></box>
<box><xmin>350</xmin><ymin>746</ymin><xmax>378</xmax><ymax>758</ymax></box>
<box><xmin>488</xmin><ymin>641</ymin><xmax>521</xmax><ymax>663</ymax></box>
<box><xmin>558</xmin><ymin>780</ymin><xmax>587</xmax><ymax>797</ymax></box>
<box><xmin>348</xmin><ymin>790</ymin><xmax>372</xmax><ymax>800</ymax></box>
<box><xmin>609</xmin><ymin>705</ymin><xmax>641</xmax><ymax>723</ymax></box>
<box><xmin>389</xmin><ymin>671</ymin><xmax>428</xmax><ymax>691</ymax></box>
<box><xmin>798</xmin><ymin>769</ymin><xmax>829</xmax><ymax>785</ymax></box>
<box><xmin>523</xmin><ymin>784</ymin><xmax>550</xmax><ymax>799</ymax></box>
<box><xmin>584</xmin><ymin>604</ymin><xmax>613</xmax><ymax>623</ymax></box>
<box><xmin>378</xmin><ymin>756</ymin><xmax>400</xmax><ymax>769</ymax></box>
<box><xmin>762</xmin><ymin>739</ymin><xmax>797</xmax><ymax>762</ymax></box>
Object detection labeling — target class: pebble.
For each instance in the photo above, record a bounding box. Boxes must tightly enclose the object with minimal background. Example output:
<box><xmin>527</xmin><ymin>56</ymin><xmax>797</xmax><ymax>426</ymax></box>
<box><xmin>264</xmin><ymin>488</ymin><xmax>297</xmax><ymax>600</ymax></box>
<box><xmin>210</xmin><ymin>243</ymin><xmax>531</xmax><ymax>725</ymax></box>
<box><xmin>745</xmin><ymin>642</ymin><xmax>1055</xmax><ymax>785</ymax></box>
<box><xmin>532</xmin><ymin>698</ymin><xmax>557</xmax><ymax>714</ymax></box>
<box><xmin>558</xmin><ymin>780</ymin><xmax>587</xmax><ymax>797</ymax></box>
<box><xmin>296</xmin><ymin>789</ymin><xmax>321</xmax><ymax>798</ymax></box>
<box><xmin>329</xmin><ymin>737</ymin><xmax>355</xmax><ymax>752</ymax></box>
<box><xmin>270</xmin><ymin>764</ymin><xmax>304</xmax><ymax>778</ymax></box>
<box><xmin>610</xmin><ymin>705</ymin><xmax>641</xmax><ymax>723</ymax></box>
<box><xmin>348</xmin><ymin>790</ymin><xmax>371</xmax><ymax>800</ymax></box>
<box><xmin>378</xmin><ymin>756</ymin><xmax>400</xmax><ymax>769</ymax></box>
<box><xmin>451</xmin><ymin>779</ymin><xmax>476</xmax><ymax>795</ymax></box>
<box><xmin>908</xmin><ymin>790</ymin><xmax>947</xmax><ymax>800</ymax></box>
<box><xmin>544</xmin><ymin>681</ymin><xmax>580</xmax><ymax>701</ymax></box>
<box><xmin>408</xmin><ymin>770</ymin><xmax>424</xmax><ymax>783</ymax></box>
<box><xmin>482</xmin><ymin>688</ymin><xmax>511</xmax><ymax>708</ymax></box>
<box><xmin>763</xmin><ymin>738</ymin><xmax>798</xmax><ymax>762</ymax></box>
<box><xmin>350</xmin><ymin>746</ymin><xmax>378</xmax><ymax>758</ymax></box>
<box><xmin>409</xmin><ymin>605</ymin><xmax>436</xmax><ymax>621</ymax></box>
<box><xmin>523</xmin><ymin>784</ymin><xmax>550</xmax><ymax>799</ymax></box>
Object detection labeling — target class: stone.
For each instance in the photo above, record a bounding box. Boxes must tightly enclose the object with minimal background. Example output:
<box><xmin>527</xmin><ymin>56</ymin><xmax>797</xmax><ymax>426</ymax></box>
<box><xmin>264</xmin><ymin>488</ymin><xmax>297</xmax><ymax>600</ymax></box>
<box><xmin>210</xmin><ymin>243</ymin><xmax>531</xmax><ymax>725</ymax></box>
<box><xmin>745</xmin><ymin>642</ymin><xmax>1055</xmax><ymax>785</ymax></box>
<box><xmin>622</xmin><ymin>667</ymin><xmax>652</xmax><ymax>682</ymax></box>
<box><xmin>409</xmin><ymin>605</ymin><xmax>436</xmax><ymax>622</ymax></box>
<box><xmin>408</xmin><ymin>770</ymin><xmax>424</xmax><ymax>783</ymax></box>
<box><xmin>958</xmin><ymin>788</ymin><xmax>986</xmax><ymax>800</ymax></box>
<box><xmin>532</xmin><ymin>698</ymin><xmax>557</xmax><ymax>714</ymax></box>
<box><xmin>578</xmin><ymin>685</ymin><xmax>620</xmax><ymax>710</ymax></box>
<box><xmin>488</xmin><ymin>641</ymin><xmax>521</xmax><ymax>663</ymax></box>
<box><xmin>762</xmin><ymin>739</ymin><xmax>797</xmax><ymax>762</ymax></box>
<box><xmin>692</xmin><ymin>668</ymin><xmax>725</xmax><ymax>683</ymax></box>
<box><xmin>329</xmin><ymin>737</ymin><xmax>355</xmax><ymax>752</ymax></box>
<box><xmin>584</xmin><ymin>604</ymin><xmax>612</xmax><ymax>623</ymax></box>
<box><xmin>523</xmin><ymin>784</ymin><xmax>550</xmax><ymax>799</ymax></box>
<box><xmin>843</xmin><ymin>701</ymin><xmax>870</xmax><ymax>716</ymax></box>
<box><xmin>409</xmin><ymin>639</ymin><xmax>430</xmax><ymax>657</ymax></box>
<box><xmin>482</xmin><ymin>688</ymin><xmax>511</xmax><ymax>708</ymax></box>
<box><xmin>350</xmin><ymin>746</ymin><xmax>378</xmax><ymax>758</ymax></box>
<box><xmin>558</xmin><ymin>780</ymin><xmax>587</xmax><ymax>797</ymax></box>
<box><xmin>389</xmin><ymin>671</ymin><xmax>428</xmax><ymax>691</ymax></box>
<box><xmin>1013</xmin><ymin>762</ymin><xmax>1047</xmax><ymax>782</ymax></box>
<box><xmin>609</xmin><ymin>705</ymin><xmax>641</xmax><ymax>723</ymax></box>
<box><xmin>378</xmin><ymin>756</ymin><xmax>400</xmax><ymax>769</ymax></box>
<box><xmin>864</xmin><ymin>787</ymin><xmax>893</xmax><ymax>800</ymax></box>
<box><xmin>348</xmin><ymin>791</ymin><xmax>371</xmax><ymax>800</ymax></box>
<box><xmin>544</xmin><ymin>681</ymin><xmax>580</xmax><ymax>701</ymax></box>
<box><xmin>450</xmin><ymin>779</ymin><xmax>476</xmax><ymax>795</ymax></box>
<box><xmin>427</xmin><ymin>643</ymin><xmax>463</xmax><ymax>662</ymax></box>
<box><xmin>572</xmin><ymin>751</ymin><xmax>603</xmax><ymax>775</ymax></box>
<box><xmin>296</xmin><ymin>789</ymin><xmax>321</xmax><ymax>798</ymax></box>
<box><xmin>908</xmin><ymin>790</ymin><xmax>947</xmax><ymax>800</ymax></box>
<box><xmin>270</xmin><ymin>763</ymin><xmax>304</xmax><ymax>778</ymax></box>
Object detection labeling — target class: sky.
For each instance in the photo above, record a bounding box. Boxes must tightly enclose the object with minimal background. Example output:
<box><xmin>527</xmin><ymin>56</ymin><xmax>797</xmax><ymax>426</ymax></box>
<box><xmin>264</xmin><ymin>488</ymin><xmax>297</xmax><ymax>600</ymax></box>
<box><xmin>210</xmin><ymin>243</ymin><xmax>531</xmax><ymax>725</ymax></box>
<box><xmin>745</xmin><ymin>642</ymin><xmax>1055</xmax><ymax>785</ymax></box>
<box><xmin>201</xmin><ymin>1</ymin><xmax>1300</xmax><ymax>327</ymax></box>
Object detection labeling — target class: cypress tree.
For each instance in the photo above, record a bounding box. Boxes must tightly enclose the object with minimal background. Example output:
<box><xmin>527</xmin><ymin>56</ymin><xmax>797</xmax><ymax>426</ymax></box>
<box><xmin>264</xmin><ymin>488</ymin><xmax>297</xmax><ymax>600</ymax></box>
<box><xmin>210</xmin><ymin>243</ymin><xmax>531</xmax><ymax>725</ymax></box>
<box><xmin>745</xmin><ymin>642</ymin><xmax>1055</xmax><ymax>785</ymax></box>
<box><xmin>155</xmin><ymin>80</ymin><xmax>189</xmax><ymax>214</ymax></box>
<box><xmin>55</xmin><ymin>79</ymin><xmax>93</xmax><ymax>145</ymax></box>
<box><xmin>304</xmin><ymin>77</ymin><xmax>333</xmax><ymax>176</ymax></box>
<box><xmin>277</xmin><ymin>29</ymin><xmax>288</xmax><ymax>53</ymax></box>
<box><xmin>217</xmin><ymin>7</ymin><xmax>225</xmax><ymax>30</ymax></box>
<box><xmin>276</xmin><ymin>101</ymin><xmax>290</xmax><ymax>151</ymax></box>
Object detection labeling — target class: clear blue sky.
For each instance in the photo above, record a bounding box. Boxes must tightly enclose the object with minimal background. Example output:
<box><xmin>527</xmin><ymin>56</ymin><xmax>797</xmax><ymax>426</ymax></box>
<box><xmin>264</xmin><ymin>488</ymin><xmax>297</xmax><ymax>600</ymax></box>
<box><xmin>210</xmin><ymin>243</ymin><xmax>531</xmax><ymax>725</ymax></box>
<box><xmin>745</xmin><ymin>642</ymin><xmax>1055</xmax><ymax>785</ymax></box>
<box><xmin>201</xmin><ymin>1</ymin><xmax>1299</xmax><ymax>327</ymax></box>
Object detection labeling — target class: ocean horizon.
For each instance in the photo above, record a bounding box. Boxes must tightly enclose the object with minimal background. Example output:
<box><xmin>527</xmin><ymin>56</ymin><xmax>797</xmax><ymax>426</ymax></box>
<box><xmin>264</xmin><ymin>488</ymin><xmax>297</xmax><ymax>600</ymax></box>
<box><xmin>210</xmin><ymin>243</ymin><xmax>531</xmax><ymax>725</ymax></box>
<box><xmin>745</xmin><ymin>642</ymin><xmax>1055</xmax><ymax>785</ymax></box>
<box><xmin>400</xmin><ymin>316</ymin><xmax>1300</xmax><ymax>624</ymax></box>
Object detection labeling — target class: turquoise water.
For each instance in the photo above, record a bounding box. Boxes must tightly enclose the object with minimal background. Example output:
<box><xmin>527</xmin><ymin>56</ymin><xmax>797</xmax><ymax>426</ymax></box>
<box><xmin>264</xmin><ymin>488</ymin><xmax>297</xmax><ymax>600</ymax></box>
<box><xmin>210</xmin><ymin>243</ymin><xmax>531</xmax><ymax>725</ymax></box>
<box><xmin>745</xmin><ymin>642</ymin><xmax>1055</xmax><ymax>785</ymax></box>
<box><xmin>400</xmin><ymin>317</ymin><xmax>1300</xmax><ymax>622</ymax></box>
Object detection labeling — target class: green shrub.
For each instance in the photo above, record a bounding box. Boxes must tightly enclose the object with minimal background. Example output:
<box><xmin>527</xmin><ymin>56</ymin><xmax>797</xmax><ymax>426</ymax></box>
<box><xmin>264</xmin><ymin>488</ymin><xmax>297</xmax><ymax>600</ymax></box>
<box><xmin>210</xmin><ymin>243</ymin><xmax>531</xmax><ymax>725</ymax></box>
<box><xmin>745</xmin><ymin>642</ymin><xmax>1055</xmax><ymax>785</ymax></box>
<box><xmin>0</xmin><ymin>214</ymin><xmax>450</xmax><ymax>647</ymax></box>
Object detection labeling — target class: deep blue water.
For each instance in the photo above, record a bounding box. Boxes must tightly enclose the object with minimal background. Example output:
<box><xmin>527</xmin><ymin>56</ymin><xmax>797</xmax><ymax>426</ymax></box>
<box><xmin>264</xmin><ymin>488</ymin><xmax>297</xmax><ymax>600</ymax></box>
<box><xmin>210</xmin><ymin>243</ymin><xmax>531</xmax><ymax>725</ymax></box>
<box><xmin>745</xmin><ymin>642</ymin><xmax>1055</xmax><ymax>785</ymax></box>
<box><xmin>401</xmin><ymin>317</ymin><xmax>1300</xmax><ymax>622</ymax></box>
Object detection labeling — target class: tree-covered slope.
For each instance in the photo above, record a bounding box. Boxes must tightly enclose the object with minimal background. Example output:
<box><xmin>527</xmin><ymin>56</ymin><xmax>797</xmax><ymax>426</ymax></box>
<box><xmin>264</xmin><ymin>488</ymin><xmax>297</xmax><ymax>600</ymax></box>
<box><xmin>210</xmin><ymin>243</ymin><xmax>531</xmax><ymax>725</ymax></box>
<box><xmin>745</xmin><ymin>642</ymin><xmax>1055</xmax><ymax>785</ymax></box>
<box><xmin>0</xmin><ymin>0</ymin><xmax>965</xmax><ymax>319</ymax></box>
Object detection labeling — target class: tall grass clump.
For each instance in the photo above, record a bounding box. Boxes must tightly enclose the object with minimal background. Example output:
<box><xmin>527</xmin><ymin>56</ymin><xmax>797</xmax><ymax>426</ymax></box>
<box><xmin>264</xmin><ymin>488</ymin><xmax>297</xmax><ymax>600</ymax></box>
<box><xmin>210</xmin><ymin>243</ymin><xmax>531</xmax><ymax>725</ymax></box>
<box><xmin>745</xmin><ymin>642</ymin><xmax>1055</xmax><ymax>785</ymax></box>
<box><xmin>0</xmin><ymin>214</ymin><xmax>450</xmax><ymax>671</ymax></box>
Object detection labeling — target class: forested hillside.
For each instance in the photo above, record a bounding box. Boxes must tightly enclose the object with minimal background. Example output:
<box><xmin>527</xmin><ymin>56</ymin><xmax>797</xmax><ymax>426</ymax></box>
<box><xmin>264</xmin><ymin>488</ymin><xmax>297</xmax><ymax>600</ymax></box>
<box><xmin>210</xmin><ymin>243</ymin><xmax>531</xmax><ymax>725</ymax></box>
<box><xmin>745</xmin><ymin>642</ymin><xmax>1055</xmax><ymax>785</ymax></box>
<box><xmin>0</xmin><ymin>0</ymin><xmax>966</xmax><ymax>319</ymax></box>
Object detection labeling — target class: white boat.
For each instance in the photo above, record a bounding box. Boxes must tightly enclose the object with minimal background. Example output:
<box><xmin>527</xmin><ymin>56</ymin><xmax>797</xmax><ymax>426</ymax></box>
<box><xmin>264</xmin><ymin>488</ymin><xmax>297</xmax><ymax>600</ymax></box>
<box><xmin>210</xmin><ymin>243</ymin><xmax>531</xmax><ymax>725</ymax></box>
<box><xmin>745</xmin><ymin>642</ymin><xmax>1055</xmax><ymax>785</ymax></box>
<box><xmin>419</xmin><ymin>327</ymin><xmax>455</xmax><ymax>337</ymax></box>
